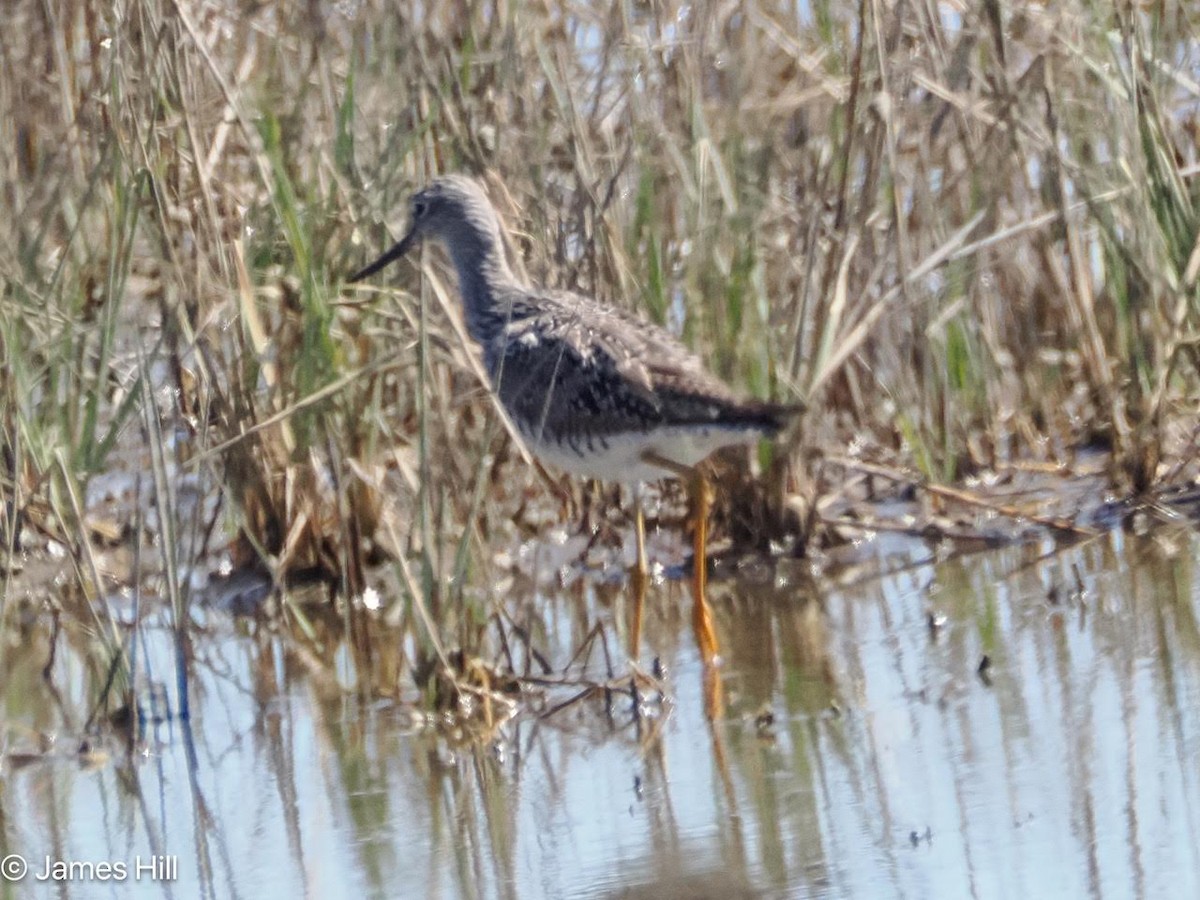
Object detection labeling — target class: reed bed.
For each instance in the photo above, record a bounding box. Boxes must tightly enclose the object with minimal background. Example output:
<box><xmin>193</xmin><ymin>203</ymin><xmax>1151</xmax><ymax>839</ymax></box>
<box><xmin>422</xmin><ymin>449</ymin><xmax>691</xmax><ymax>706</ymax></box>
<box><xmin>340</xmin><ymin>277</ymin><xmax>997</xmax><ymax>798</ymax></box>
<box><xmin>1</xmin><ymin>0</ymin><xmax>1198</xmax><ymax>715</ymax></box>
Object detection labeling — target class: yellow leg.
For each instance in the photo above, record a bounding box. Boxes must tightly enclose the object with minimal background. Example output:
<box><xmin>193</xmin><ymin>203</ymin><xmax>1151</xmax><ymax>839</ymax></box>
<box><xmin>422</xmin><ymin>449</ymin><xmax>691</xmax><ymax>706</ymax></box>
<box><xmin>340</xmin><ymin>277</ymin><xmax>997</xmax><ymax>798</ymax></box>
<box><xmin>638</xmin><ymin>451</ymin><xmax>722</xmax><ymax>667</ymax></box>
<box><xmin>630</xmin><ymin>489</ymin><xmax>647</xmax><ymax>659</ymax></box>
<box><xmin>689</xmin><ymin>468</ymin><xmax>720</xmax><ymax>665</ymax></box>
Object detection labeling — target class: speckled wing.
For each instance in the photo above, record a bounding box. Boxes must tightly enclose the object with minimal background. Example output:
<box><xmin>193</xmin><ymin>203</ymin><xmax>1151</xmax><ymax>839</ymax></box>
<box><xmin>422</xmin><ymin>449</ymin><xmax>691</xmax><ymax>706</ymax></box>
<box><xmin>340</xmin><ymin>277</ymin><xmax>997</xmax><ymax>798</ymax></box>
<box><xmin>487</xmin><ymin>291</ymin><xmax>793</xmax><ymax>443</ymax></box>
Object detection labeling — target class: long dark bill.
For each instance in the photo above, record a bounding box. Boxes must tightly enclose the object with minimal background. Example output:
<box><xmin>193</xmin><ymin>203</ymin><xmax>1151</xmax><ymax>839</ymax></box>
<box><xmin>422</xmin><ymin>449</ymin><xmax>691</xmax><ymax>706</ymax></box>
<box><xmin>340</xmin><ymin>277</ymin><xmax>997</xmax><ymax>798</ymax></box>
<box><xmin>347</xmin><ymin>228</ymin><xmax>418</xmax><ymax>283</ymax></box>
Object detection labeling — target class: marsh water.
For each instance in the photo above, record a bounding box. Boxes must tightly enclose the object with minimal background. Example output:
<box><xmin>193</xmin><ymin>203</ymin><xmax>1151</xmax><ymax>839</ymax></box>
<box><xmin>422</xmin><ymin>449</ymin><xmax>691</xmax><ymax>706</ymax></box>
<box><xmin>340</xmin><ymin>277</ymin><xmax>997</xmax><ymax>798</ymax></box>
<box><xmin>5</xmin><ymin>522</ymin><xmax>1200</xmax><ymax>900</ymax></box>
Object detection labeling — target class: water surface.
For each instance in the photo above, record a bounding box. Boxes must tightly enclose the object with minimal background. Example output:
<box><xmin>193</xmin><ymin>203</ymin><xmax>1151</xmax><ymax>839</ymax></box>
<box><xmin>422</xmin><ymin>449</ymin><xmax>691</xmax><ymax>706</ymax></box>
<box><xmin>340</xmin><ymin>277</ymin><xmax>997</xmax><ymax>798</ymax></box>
<box><xmin>4</xmin><ymin>526</ymin><xmax>1200</xmax><ymax>899</ymax></box>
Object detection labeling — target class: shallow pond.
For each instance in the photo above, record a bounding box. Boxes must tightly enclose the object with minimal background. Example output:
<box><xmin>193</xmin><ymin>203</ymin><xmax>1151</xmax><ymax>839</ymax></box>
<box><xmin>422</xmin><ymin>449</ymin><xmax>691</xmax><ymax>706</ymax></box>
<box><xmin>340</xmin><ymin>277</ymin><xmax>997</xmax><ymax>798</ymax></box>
<box><xmin>4</xmin><ymin>524</ymin><xmax>1200</xmax><ymax>899</ymax></box>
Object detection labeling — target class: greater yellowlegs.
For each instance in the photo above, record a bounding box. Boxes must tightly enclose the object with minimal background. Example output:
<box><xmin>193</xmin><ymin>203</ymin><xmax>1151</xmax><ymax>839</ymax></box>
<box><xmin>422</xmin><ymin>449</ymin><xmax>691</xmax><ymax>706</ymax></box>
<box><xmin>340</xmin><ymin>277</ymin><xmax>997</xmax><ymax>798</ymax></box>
<box><xmin>349</xmin><ymin>174</ymin><xmax>799</xmax><ymax>661</ymax></box>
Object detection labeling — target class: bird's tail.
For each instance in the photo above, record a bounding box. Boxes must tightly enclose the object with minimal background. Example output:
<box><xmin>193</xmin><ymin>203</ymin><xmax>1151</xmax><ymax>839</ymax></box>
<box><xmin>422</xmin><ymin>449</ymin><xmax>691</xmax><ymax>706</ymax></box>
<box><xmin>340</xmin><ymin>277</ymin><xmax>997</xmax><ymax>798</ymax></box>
<box><xmin>737</xmin><ymin>400</ymin><xmax>806</xmax><ymax>436</ymax></box>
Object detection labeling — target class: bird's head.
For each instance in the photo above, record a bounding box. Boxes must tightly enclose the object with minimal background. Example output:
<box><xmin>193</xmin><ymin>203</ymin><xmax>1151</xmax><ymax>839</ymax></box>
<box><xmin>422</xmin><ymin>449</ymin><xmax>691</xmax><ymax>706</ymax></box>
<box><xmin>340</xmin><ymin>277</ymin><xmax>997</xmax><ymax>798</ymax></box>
<box><xmin>348</xmin><ymin>175</ymin><xmax>498</xmax><ymax>283</ymax></box>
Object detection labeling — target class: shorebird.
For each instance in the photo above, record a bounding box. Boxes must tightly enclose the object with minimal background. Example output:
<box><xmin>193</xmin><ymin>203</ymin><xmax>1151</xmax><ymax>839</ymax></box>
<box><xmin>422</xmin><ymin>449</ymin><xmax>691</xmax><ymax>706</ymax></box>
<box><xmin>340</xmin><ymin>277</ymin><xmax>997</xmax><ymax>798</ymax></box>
<box><xmin>349</xmin><ymin>174</ymin><xmax>799</xmax><ymax>662</ymax></box>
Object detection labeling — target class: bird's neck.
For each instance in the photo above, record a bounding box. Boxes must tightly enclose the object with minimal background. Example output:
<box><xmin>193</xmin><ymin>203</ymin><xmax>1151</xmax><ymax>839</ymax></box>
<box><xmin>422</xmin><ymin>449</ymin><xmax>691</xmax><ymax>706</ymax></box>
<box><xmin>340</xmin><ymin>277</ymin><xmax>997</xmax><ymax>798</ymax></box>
<box><xmin>446</xmin><ymin>228</ymin><xmax>521</xmax><ymax>344</ymax></box>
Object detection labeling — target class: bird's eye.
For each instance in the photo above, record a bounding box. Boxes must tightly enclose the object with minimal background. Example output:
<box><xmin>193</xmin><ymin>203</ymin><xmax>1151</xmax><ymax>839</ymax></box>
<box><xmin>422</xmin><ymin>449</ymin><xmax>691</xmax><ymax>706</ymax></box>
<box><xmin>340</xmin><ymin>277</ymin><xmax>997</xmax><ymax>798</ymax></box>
<box><xmin>413</xmin><ymin>200</ymin><xmax>428</xmax><ymax>218</ymax></box>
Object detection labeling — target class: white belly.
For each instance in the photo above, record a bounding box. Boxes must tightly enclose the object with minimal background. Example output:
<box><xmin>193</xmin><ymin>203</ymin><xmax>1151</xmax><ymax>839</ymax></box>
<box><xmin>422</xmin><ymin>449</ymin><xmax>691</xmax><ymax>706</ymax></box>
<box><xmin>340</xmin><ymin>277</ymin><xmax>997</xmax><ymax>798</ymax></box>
<box><xmin>516</xmin><ymin>423</ymin><xmax>767</xmax><ymax>484</ymax></box>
